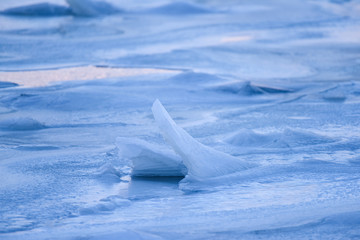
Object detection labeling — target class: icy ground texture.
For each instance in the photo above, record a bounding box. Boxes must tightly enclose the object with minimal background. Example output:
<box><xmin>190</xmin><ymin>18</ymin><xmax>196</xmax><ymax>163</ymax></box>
<box><xmin>1</xmin><ymin>0</ymin><xmax>360</xmax><ymax>239</ymax></box>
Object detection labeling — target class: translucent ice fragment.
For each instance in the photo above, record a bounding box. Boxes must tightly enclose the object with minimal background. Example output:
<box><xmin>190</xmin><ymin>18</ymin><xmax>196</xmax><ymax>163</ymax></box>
<box><xmin>116</xmin><ymin>137</ymin><xmax>187</xmax><ymax>177</ymax></box>
<box><xmin>152</xmin><ymin>99</ymin><xmax>256</xmax><ymax>179</ymax></box>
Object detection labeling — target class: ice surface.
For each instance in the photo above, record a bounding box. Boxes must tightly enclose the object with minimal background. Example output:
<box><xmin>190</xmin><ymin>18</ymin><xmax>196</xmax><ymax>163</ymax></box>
<box><xmin>225</xmin><ymin>128</ymin><xmax>335</xmax><ymax>149</ymax></box>
<box><xmin>0</xmin><ymin>0</ymin><xmax>360</xmax><ymax>239</ymax></box>
<box><xmin>0</xmin><ymin>66</ymin><xmax>179</xmax><ymax>87</ymax></box>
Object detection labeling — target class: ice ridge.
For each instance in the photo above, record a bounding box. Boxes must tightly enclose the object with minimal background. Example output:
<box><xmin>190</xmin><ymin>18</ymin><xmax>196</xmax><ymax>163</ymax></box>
<box><xmin>1</xmin><ymin>1</ymin><xmax>121</xmax><ymax>17</ymax></box>
<box><xmin>66</xmin><ymin>0</ymin><xmax>121</xmax><ymax>17</ymax></box>
<box><xmin>0</xmin><ymin>3</ymin><xmax>71</xmax><ymax>16</ymax></box>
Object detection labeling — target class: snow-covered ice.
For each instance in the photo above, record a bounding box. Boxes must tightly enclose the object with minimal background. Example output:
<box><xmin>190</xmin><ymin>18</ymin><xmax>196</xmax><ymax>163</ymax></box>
<box><xmin>0</xmin><ymin>0</ymin><xmax>360</xmax><ymax>239</ymax></box>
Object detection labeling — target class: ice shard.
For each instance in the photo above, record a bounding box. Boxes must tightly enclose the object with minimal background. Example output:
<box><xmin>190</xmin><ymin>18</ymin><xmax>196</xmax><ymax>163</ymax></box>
<box><xmin>152</xmin><ymin>99</ymin><xmax>256</xmax><ymax>179</ymax></box>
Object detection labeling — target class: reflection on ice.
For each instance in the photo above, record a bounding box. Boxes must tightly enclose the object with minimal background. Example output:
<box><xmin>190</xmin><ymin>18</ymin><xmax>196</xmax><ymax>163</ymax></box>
<box><xmin>126</xmin><ymin>176</ymin><xmax>183</xmax><ymax>200</ymax></box>
<box><xmin>0</xmin><ymin>66</ymin><xmax>179</xmax><ymax>87</ymax></box>
<box><xmin>221</xmin><ymin>35</ymin><xmax>253</xmax><ymax>43</ymax></box>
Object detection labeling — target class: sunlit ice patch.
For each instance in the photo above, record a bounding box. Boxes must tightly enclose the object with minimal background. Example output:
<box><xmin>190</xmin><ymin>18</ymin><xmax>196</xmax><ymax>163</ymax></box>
<box><xmin>0</xmin><ymin>65</ymin><xmax>181</xmax><ymax>87</ymax></box>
